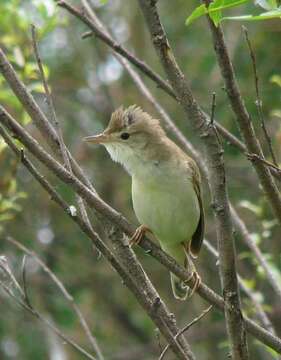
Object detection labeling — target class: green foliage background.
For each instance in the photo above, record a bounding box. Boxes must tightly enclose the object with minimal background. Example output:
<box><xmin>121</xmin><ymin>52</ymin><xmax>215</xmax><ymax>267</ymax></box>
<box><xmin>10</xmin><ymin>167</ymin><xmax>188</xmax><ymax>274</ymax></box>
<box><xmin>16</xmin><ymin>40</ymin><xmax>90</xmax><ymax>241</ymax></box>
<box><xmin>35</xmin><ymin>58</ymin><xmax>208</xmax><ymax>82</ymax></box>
<box><xmin>0</xmin><ymin>0</ymin><xmax>280</xmax><ymax>359</ymax></box>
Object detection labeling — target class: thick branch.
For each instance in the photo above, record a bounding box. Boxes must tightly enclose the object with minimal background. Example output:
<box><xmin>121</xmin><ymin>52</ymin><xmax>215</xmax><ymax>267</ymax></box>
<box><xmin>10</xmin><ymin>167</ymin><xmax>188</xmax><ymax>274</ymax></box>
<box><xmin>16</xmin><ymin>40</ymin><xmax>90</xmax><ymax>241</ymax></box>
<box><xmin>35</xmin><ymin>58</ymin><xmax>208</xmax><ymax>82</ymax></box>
<box><xmin>136</xmin><ymin>1</ymin><xmax>248</xmax><ymax>358</ymax></box>
<box><xmin>203</xmin><ymin>9</ymin><xmax>281</xmax><ymax>223</ymax></box>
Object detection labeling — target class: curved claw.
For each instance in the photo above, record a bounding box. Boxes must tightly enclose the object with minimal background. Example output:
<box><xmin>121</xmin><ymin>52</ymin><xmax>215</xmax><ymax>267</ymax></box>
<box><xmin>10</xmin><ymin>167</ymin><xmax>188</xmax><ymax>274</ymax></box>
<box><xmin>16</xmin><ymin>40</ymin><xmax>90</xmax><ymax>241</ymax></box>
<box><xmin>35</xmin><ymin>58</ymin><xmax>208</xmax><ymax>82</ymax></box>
<box><xmin>184</xmin><ymin>271</ymin><xmax>201</xmax><ymax>298</ymax></box>
<box><xmin>129</xmin><ymin>225</ymin><xmax>151</xmax><ymax>247</ymax></box>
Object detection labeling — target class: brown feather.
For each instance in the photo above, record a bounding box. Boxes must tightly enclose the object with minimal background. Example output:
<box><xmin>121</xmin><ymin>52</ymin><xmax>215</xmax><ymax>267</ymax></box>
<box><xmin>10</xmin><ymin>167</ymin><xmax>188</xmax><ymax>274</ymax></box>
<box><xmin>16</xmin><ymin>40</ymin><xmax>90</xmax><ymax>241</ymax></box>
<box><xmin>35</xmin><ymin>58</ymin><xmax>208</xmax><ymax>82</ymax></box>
<box><xmin>188</xmin><ymin>160</ymin><xmax>205</xmax><ymax>258</ymax></box>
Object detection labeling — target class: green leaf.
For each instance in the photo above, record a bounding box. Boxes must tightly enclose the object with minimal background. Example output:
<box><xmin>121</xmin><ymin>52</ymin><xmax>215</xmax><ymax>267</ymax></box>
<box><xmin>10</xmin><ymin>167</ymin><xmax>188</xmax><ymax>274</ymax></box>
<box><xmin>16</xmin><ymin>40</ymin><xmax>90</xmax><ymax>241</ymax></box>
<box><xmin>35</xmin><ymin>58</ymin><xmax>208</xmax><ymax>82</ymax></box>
<box><xmin>186</xmin><ymin>0</ymin><xmax>250</xmax><ymax>26</ymax></box>
<box><xmin>209</xmin><ymin>0</ymin><xmax>223</xmax><ymax>26</ymax></box>
<box><xmin>185</xmin><ymin>4</ymin><xmax>208</xmax><ymax>26</ymax></box>
<box><xmin>0</xmin><ymin>213</ymin><xmax>15</xmax><ymax>222</ymax></box>
<box><xmin>221</xmin><ymin>8</ymin><xmax>281</xmax><ymax>21</ymax></box>
<box><xmin>270</xmin><ymin>74</ymin><xmax>281</xmax><ymax>87</ymax></box>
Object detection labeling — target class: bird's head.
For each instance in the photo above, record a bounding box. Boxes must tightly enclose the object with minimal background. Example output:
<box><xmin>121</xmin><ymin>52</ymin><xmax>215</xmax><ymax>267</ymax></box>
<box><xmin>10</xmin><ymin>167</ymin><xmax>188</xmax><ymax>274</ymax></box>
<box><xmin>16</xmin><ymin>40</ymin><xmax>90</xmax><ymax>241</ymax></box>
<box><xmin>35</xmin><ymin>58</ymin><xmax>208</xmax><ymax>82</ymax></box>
<box><xmin>84</xmin><ymin>105</ymin><xmax>165</xmax><ymax>171</ymax></box>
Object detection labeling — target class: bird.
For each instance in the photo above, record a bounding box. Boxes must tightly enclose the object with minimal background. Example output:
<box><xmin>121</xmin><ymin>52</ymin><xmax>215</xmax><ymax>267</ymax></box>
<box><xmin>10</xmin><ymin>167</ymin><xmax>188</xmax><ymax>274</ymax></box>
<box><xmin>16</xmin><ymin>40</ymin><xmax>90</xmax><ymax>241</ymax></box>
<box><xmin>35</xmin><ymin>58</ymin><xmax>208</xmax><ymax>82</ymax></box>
<box><xmin>84</xmin><ymin>105</ymin><xmax>204</xmax><ymax>300</ymax></box>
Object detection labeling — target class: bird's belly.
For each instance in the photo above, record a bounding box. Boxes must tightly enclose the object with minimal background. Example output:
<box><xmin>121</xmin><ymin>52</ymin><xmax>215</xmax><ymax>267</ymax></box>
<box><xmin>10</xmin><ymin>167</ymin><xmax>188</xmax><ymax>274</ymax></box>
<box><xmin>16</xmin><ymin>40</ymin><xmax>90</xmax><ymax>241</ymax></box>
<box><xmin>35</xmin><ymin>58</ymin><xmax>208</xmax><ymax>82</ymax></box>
<box><xmin>132</xmin><ymin>178</ymin><xmax>200</xmax><ymax>246</ymax></box>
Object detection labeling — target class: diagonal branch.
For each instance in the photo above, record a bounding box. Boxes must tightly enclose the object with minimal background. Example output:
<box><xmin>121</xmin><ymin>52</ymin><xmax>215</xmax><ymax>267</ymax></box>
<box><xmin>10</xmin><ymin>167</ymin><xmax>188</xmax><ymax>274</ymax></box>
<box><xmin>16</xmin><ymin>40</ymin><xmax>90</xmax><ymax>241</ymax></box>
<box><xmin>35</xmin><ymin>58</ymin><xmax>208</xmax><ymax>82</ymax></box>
<box><xmin>0</xmin><ymin>123</ymin><xmax>194</xmax><ymax>360</ymax></box>
<box><xmin>0</xmin><ymin>260</ymin><xmax>97</xmax><ymax>360</ymax></box>
<box><xmin>7</xmin><ymin>236</ymin><xmax>104</xmax><ymax>360</ymax></box>
<box><xmin>242</xmin><ymin>26</ymin><xmax>278</xmax><ymax>167</ymax></box>
<box><xmin>30</xmin><ymin>23</ymin><xmax>96</xmax><ymax>247</ymax></box>
<box><xmin>159</xmin><ymin>306</ymin><xmax>213</xmax><ymax>360</ymax></box>
<box><xmin>204</xmin><ymin>240</ymin><xmax>276</xmax><ymax>335</ymax></box>
<box><xmin>55</xmin><ymin>0</ymin><xmax>281</xmax><ymax>183</ymax></box>
<box><xmin>2</xmin><ymin>72</ymin><xmax>281</xmax><ymax>355</ymax></box>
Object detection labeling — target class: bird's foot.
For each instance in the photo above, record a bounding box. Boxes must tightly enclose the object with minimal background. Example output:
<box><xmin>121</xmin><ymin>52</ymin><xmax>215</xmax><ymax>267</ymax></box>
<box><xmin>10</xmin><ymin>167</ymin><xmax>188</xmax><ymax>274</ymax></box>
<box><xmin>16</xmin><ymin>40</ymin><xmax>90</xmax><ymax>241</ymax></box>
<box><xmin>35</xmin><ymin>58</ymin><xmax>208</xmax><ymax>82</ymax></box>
<box><xmin>129</xmin><ymin>225</ymin><xmax>151</xmax><ymax>247</ymax></box>
<box><xmin>184</xmin><ymin>271</ymin><xmax>201</xmax><ymax>298</ymax></box>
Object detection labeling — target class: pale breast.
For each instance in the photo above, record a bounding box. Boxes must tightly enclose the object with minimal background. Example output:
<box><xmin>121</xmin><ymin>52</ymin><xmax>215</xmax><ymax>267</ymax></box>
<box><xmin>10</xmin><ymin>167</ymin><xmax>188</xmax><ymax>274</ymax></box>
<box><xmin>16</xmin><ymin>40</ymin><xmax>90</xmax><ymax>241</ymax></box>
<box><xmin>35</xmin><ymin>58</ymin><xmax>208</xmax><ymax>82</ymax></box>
<box><xmin>132</xmin><ymin>171</ymin><xmax>200</xmax><ymax>247</ymax></box>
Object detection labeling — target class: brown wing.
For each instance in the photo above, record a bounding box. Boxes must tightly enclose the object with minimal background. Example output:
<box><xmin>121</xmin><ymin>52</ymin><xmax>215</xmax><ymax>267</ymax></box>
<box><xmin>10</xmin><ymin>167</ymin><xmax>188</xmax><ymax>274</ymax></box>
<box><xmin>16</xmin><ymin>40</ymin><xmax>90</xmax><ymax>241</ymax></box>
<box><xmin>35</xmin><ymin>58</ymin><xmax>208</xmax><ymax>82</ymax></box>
<box><xmin>187</xmin><ymin>159</ymin><xmax>205</xmax><ymax>259</ymax></box>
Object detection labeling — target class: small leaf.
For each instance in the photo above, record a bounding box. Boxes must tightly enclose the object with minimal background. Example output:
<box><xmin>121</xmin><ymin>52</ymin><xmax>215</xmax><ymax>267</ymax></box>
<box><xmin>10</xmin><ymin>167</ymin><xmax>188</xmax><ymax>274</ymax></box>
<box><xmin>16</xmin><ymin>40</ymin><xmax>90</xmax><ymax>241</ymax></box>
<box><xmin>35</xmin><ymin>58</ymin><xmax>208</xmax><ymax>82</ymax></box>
<box><xmin>209</xmin><ymin>0</ymin><xmax>223</xmax><ymax>26</ymax></box>
<box><xmin>186</xmin><ymin>0</ymin><xmax>250</xmax><ymax>26</ymax></box>
<box><xmin>221</xmin><ymin>8</ymin><xmax>281</xmax><ymax>21</ymax></box>
<box><xmin>185</xmin><ymin>4</ymin><xmax>208</xmax><ymax>25</ymax></box>
<box><xmin>270</xmin><ymin>74</ymin><xmax>281</xmax><ymax>87</ymax></box>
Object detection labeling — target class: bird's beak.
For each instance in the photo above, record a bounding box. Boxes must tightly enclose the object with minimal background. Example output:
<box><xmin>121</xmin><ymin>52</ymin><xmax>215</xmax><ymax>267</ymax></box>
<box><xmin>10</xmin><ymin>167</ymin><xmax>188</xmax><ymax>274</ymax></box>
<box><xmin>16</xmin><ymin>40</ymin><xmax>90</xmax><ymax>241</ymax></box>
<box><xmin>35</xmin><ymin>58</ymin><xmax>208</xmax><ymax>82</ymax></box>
<box><xmin>83</xmin><ymin>133</ymin><xmax>109</xmax><ymax>144</ymax></box>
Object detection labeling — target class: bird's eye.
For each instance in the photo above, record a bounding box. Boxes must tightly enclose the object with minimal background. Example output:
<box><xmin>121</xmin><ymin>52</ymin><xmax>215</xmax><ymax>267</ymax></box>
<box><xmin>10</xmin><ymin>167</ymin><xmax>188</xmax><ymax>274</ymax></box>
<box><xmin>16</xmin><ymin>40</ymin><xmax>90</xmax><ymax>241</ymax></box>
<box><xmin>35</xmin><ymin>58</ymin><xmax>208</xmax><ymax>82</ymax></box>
<box><xmin>120</xmin><ymin>132</ymin><xmax>130</xmax><ymax>140</ymax></box>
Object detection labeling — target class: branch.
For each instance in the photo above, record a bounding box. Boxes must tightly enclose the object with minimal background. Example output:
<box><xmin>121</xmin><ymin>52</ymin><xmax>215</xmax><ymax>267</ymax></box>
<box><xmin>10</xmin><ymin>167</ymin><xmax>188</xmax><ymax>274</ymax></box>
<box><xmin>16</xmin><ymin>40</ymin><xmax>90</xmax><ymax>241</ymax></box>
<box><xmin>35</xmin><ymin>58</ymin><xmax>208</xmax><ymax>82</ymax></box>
<box><xmin>159</xmin><ymin>306</ymin><xmax>213</xmax><ymax>360</ymax></box>
<box><xmin>230</xmin><ymin>206</ymin><xmax>281</xmax><ymax>300</ymax></box>
<box><xmin>31</xmin><ymin>23</ymin><xmax>96</xmax><ymax>246</ymax></box>
<box><xmin>0</xmin><ymin>258</ymin><xmax>97</xmax><ymax>360</ymax></box>
<box><xmin>136</xmin><ymin>1</ymin><xmax>248</xmax><ymax>358</ymax></box>
<box><xmin>56</xmin><ymin>2</ymin><xmax>251</xmax><ymax>167</ymax></box>
<box><xmin>31</xmin><ymin>24</ymin><xmax>71</xmax><ymax>170</ymax></box>
<box><xmin>203</xmin><ymin>4</ymin><xmax>281</xmax><ymax>224</ymax></box>
<box><xmin>1</xmin><ymin>109</ymin><xmax>281</xmax><ymax>353</ymax></box>
<box><xmin>0</xmin><ymin>47</ymin><xmax>95</xmax><ymax>193</ymax></box>
<box><xmin>247</xmin><ymin>153</ymin><xmax>281</xmax><ymax>179</ymax></box>
<box><xmin>242</xmin><ymin>26</ymin><xmax>278</xmax><ymax>167</ymax></box>
<box><xmin>56</xmin><ymin>0</ymin><xmax>175</xmax><ymax>99</ymax></box>
<box><xmin>0</xmin><ymin>123</ymin><xmax>194</xmax><ymax>360</ymax></box>
<box><xmin>204</xmin><ymin>240</ymin><xmax>277</xmax><ymax>335</ymax></box>
<box><xmin>7</xmin><ymin>236</ymin><xmax>104</xmax><ymax>360</ymax></box>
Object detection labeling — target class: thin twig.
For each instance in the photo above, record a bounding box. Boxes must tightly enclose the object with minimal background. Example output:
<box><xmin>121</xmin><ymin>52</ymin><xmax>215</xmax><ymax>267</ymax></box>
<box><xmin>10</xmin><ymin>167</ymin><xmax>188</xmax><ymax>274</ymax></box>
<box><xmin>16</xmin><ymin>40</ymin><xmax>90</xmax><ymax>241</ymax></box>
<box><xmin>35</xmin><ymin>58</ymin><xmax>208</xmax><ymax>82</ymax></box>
<box><xmin>7</xmin><ymin>236</ymin><xmax>104</xmax><ymax>360</ymax></box>
<box><xmin>31</xmin><ymin>26</ymin><xmax>103</xmax><ymax>358</ymax></box>
<box><xmin>21</xmin><ymin>255</ymin><xmax>32</xmax><ymax>308</ymax></box>
<box><xmin>242</xmin><ymin>26</ymin><xmax>278</xmax><ymax>167</ymax></box>
<box><xmin>208</xmin><ymin>92</ymin><xmax>222</xmax><ymax>147</ymax></box>
<box><xmin>31</xmin><ymin>24</ymin><xmax>71</xmax><ymax>170</ymax></box>
<box><xmin>210</xmin><ymin>92</ymin><xmax>216</xmax><ymax>125</ymax></box>
<box><xmin>0</xmin><ymin>46</ymin><xmax>96</xmax><ymax>194</ymax></box>
<box><xmin>0</xmin><ymin>279</ymin><xmax>97</xmax><ymax>360</ymax></box>
<box><xmin>247</xmin><ymin>153</ymin><xmax>281</xmax><ymax>177</ymax></box>
<box><xmin>31</xmin><ymin>24</ymin><xmax>100</xmax><ymax>259</ymax></box>
<box><xmin>230</xmin><ymin>206</ymin><xmax>281</xmax><ymax>300</ymax></box>
<box><xmin>159</xmin><ymin>306</ymin><xmax>213</xmax><ymax>360</ymax></box>
<box><xmin>56</xmin><ymin>0</ymin><xmax>176</xmax><ymax>99</ymax></box>
<box><xmin>204</xmin><ymin>240</ymin><xmax>277</xmax><ymax>335</ymax></box>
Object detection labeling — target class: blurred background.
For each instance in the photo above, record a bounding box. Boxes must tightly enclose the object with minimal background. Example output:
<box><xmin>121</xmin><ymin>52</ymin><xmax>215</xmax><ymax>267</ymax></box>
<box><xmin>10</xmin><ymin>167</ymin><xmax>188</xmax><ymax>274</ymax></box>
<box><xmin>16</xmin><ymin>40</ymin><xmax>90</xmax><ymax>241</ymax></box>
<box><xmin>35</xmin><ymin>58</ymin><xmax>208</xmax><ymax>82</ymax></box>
<box><xmin>0</xmin><ymin>0</ymin><xmax>281</xmax><ymax>359</ymax></box>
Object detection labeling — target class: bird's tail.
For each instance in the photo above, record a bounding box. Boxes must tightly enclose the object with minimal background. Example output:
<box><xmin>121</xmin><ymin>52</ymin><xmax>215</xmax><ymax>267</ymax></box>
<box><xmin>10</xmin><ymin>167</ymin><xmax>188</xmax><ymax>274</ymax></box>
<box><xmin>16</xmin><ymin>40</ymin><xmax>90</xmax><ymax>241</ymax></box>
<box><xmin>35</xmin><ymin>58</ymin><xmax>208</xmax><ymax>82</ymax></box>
<box><xmin>161</xmin><ymin>242</ymin><xmax>190</xmax><ymax>301</ymax></box>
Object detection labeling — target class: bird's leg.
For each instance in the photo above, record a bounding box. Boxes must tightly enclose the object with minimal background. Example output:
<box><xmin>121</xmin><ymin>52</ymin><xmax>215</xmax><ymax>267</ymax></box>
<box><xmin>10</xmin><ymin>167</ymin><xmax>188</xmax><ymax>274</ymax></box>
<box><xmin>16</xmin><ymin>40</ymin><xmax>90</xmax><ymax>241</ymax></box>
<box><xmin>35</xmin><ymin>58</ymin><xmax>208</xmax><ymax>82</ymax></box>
<box><xmin>182</xmin><ymin>247</ymin><xmax>201</xmax><ymax>298</ymax></box>
<box><xmin>129</xmin><ymin>224</ymin><xmax>151</xmax><ymax>247</ymax></box>
<box><xmin>187</xmin><ymin>271</ymin><xmax>201</xmax><ymax>298</ymax></box>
